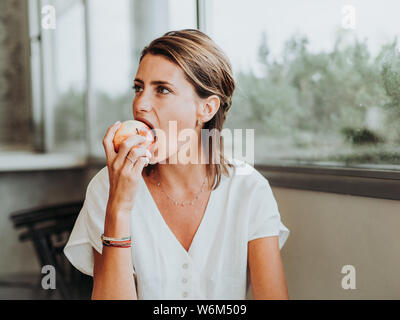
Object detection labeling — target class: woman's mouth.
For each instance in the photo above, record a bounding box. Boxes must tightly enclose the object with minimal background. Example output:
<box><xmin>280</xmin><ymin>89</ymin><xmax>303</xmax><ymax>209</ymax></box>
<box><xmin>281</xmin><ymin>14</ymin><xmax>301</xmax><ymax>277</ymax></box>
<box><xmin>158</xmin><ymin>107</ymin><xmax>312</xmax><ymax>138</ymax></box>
<box><xmin>135</xmin><ymin>117</ymin><xmax>157</xmax><ymax>139</ymax></box>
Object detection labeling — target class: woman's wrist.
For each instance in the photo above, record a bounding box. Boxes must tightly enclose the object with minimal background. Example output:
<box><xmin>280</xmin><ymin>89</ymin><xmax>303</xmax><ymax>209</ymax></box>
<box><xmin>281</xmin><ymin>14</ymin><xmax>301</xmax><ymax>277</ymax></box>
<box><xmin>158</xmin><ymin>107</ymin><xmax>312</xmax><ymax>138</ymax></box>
<box><xmin>104</xmin><ymin>205</ymin><xmax>132</xmax><ymax>238</ymax></box>
<box><xmin>107</xmin><ymin>200</ymin><xmax>133</xmax><ymax>216</ymax></box>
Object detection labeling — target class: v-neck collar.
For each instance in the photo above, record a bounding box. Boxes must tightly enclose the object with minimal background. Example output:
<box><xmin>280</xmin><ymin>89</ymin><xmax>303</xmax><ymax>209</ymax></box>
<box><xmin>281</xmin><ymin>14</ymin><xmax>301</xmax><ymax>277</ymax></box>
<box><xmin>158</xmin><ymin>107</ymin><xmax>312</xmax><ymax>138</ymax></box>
<box><xmin>140</xmin><ymin>173</ymin><xmax>218</xmax><ymax>259</ymax></box>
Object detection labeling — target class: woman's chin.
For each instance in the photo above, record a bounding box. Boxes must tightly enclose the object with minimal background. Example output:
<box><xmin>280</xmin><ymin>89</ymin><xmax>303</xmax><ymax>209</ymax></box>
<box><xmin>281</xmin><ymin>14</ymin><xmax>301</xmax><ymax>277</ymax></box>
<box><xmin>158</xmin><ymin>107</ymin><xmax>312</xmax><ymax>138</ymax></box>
<box><xmin>148</xmin><ymin>158</ymin><xmax>158</xmax><ymax>165</ymax></box>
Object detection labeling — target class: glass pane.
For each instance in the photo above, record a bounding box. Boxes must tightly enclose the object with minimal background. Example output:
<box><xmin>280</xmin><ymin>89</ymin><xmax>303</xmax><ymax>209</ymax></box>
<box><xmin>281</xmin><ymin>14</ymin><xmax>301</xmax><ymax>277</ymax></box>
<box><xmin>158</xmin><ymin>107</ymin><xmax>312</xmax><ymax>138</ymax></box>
<box><xmin>206</xmin><ymin>0</ymin><xmax>400</xmax><ymax>169</ymax></box>
<box><xmin>52</xmin><ymin>0</ymin><xmax>86</xmax><ymax>153</ymax></box>
<box><xmin>0</xmin><ymin>0</ymin><xmax>33</xmax><ymax>152</ymax></box>
<box><xmin>89</xmin><ymin>0</ymin><xmax>197</xmax><ymax>156</ymax></box>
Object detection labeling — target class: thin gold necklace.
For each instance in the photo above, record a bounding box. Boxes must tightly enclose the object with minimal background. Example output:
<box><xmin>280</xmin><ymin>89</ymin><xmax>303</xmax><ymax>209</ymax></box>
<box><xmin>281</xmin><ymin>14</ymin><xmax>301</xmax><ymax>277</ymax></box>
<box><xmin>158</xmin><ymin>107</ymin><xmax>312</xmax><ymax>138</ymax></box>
<box><xmin>150</xmin><ymin>168</ymin><xmax>208</xmax><ymax>207</ymax></box>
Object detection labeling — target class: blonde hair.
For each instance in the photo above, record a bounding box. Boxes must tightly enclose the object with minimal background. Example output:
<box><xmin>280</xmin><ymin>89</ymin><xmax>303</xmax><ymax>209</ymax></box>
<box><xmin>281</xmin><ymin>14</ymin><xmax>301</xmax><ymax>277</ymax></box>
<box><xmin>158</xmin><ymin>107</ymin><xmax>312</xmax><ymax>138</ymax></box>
<box><xmin>140</xmin><ymin>29</ymin><xmax>236</xmax><ymax>190</ymax></box>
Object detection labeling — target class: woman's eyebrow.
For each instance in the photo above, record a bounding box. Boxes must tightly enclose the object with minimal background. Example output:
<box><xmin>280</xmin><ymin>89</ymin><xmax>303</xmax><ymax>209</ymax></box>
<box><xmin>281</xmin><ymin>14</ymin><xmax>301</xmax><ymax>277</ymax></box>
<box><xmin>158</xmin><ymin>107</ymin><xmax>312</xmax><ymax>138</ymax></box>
<box><xmin>134</xmin><ymin>78</ymin><xmax>176</xmax><ymax>88</ymax></box>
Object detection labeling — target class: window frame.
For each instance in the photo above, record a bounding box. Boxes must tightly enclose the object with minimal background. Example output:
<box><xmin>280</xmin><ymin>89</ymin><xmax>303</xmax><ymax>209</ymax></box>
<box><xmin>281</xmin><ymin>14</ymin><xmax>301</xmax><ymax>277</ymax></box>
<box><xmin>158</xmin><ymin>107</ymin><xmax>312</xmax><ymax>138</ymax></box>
<box><xmin>27</xmin><ymin>0</ymin><xmax>45</xmax><ymax>152</ymax></box>
<box><xmin>256</xmin><ymin>162</ymin><xmax>400</xmax><ymax>200</ymax></box>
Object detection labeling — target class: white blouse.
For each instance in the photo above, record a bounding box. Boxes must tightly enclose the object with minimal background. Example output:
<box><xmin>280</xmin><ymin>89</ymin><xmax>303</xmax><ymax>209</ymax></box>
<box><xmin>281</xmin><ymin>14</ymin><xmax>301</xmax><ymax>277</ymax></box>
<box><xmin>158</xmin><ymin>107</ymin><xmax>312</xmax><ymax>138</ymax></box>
<box><xmin>64</xmin><ymin>158</ymin><xmax>290</xmax><ymax>300</ymax></box>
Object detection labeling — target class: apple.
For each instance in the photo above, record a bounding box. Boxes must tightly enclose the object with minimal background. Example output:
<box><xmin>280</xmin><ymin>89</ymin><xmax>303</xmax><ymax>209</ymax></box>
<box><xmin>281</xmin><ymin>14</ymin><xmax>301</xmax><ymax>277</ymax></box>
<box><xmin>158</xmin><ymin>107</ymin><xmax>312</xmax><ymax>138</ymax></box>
<box><xmin>113</xmin><ymin>120</ymin><xmax>156</xmax><ymax>153</ymax></box>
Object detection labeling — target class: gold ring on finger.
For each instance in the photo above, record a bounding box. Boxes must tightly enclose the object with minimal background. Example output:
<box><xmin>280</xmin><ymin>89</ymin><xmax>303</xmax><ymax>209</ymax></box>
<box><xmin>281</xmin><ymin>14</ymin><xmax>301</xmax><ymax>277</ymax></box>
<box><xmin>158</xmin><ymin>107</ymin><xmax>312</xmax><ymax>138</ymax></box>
<box><xmin>126</xmin><ymin>155</ymin><xmax>135</xmax><ymax>165</ymax></box>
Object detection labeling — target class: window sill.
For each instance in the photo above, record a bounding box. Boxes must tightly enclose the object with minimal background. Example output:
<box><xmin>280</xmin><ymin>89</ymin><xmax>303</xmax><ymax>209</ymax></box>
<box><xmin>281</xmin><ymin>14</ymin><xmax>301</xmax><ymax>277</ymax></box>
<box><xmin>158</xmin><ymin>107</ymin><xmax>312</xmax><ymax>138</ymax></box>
<box><xmin>255</xmin><ymin>160</ymin><xmax>400</xmax><ymax>200</ymax></box>
<box><xmin>0</xmin><ymin>152</ymin><xmax>88</xmax><ymax>172</ymax></box>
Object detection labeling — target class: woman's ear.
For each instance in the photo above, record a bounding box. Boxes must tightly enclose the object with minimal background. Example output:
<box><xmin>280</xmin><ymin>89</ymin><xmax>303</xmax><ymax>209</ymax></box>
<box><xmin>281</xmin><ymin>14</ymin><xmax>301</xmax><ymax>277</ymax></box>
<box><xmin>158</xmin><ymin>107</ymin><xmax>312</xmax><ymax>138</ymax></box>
<box><xmin>198</xmin><ymin>95</ymin><xmax>221</xmax><ymax>123</ymax></box>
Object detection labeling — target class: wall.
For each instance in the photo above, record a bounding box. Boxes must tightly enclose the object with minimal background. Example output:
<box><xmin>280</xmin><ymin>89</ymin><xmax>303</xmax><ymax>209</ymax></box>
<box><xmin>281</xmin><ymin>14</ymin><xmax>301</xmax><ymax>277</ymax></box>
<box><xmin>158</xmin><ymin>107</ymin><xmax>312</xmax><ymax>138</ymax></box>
<box><xmin>275</xmin><ymin>186</ymin><xmax>400</xmax><ymax>299</ymax></box>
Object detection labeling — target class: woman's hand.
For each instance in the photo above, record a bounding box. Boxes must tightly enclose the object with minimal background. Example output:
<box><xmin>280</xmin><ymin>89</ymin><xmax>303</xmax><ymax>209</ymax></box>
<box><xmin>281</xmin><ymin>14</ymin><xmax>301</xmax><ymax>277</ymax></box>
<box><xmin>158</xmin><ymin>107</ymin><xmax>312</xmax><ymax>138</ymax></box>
<box><xmin>103</xmin><ymin>121</ymin><xmax>152</xmax><ymax>215</ymax></box>
<box><xmin>91</xmin><ymin>121</ymin><xmax>148</xmax><ymax>300</ymax></box>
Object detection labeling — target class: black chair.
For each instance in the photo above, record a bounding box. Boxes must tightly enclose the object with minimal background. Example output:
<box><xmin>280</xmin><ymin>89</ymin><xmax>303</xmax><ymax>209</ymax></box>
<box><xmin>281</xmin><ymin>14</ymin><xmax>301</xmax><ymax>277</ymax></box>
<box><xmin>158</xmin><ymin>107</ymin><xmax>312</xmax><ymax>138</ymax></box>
<box><xmin>7</xmin><ymin>201</ymin><xmax>93</xmax><ymax>300</ymax></box>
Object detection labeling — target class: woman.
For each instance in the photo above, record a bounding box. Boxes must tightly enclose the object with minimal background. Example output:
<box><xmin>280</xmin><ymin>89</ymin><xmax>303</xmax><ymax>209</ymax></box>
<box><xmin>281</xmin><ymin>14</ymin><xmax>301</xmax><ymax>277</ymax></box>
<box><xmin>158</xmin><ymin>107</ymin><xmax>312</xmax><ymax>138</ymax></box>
<box><xmin>64</xmin><ymin>29</ymin><xmax>290</xmax><ymax>300</ymax></box>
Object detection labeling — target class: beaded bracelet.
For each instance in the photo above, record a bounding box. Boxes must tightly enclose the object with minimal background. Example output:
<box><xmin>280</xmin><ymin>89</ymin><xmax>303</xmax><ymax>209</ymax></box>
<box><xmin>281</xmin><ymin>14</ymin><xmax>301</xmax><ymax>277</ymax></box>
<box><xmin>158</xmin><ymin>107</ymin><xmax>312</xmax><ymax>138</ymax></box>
<box><xmin>101</xmin><ymin>234</ymin><xmax>131</xmax><ymax>242</ymax></box>
<box><xmin>101</xmin><ymin>234</ymin><xmax>132</xmax><ymax>248</ymax></box>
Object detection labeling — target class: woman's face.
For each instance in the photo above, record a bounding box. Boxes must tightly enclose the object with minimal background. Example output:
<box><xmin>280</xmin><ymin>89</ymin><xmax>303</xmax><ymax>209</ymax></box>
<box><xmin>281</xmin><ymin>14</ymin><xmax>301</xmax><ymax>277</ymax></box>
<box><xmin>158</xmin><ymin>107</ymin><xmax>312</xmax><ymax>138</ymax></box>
<box><xmin>132</xmin><ymin>53</ymin><xmax>205</xmax><ymax>165</ymax></box>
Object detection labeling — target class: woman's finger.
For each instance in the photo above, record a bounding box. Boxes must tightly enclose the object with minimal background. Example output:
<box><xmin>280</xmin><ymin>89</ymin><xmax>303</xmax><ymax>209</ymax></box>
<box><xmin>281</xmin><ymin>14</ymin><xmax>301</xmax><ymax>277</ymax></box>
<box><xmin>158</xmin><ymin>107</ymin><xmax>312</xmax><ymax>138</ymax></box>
<box><xmin>131</xmin><ymin>156</ymin><xmax>150</xmax><ymax>176</ymax></box>
<box><xmin>128</xmin><ymin>147</ymin><xmax>148</xmax><ymax>161</ymax></box>
<box><xmin>103</xmin><ymin>121</ymin><xmax>121</xmax><ymax>165</ymax></box>
<box><xmin>122</xmin><ymin>148</ymin><xmax>149</xmax><ymax>173</ymax></box>
<box><xmin>113</xmin><ymin>134</ymin><xmax>147</xmax><ymax>169</ymax></box>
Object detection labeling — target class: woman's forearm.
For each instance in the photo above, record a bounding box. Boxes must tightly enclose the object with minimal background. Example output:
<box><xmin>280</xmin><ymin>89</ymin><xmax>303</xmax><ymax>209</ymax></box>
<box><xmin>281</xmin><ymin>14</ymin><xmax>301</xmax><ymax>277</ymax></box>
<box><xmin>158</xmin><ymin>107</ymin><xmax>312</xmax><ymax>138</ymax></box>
<box><xmin>92</xmin><ymin>207</ymin><xmax>137</xmax><ymax>300</ymax></box>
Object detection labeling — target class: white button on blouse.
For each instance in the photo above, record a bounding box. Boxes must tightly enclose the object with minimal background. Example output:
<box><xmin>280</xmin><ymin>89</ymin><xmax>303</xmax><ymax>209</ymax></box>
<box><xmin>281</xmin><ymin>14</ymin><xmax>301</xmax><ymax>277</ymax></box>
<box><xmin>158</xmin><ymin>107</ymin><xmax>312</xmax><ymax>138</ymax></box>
<box><xmin>64</xmin><ymin>158</ymin><xmax>290</xmax><ymax>299</ymax></box>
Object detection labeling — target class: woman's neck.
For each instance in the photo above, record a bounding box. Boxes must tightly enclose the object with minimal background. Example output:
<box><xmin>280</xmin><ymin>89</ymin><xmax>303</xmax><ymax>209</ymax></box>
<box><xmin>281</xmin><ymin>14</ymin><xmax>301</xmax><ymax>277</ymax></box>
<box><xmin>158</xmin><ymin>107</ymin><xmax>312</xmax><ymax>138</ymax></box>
<box><xmin>150</xmin><ymin>136</ymin><xmax>214</xmax><ymax>191</ymax></box>
<box><xmin>146</xmin><ymin>163</ymin><xmax>211</xmax><ymax>197</ymax></box>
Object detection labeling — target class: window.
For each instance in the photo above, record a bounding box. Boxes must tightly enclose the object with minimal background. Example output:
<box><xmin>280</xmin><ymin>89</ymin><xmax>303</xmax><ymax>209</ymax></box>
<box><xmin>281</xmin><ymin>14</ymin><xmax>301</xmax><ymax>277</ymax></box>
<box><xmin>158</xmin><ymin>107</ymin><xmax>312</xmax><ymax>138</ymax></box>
<box><xmin>3</xmin><ymin>0</ymin><xmax>398</xmax><ymax>197</ymax></box>
<box><xmin>202</xmin><ymin>0</ymin><xmax>400</xmax><ymax>170</ymax></box>
<box><xmin>24</xmin><ymin>0</ymin><xmax>87</xmax><ymax>155</ymax></box>
<box><xmin>86</xmin><ymin>0</ymin><xmax>197</xmax><ymax>156</ymax></box>
<box><xmin>51</xmin><ymin>0</ymin><xmax>86</xmax><ymax>154</ymax></box>
<box><xmin>10</xmin><ymin>0</ymin><xmax>196</xmax><ymax>159</ymax></box>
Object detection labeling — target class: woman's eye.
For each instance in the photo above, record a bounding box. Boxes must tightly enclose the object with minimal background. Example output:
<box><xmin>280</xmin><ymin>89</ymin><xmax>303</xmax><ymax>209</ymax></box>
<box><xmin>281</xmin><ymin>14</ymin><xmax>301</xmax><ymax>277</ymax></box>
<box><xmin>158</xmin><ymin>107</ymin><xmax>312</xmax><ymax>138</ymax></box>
<box><xmin>132</xmin><ymin>85</ymin><xmax>142</xmax><ymax>93</ymax></box>
<box><xmin>132</xmin><ymin>85</ymin><xmax>170</xmax><ymax>95</ymax></box>
<box><xmin>157</xmin><ymin>86</ymin><xmax>170</xmax><ymax>95</ymax></box>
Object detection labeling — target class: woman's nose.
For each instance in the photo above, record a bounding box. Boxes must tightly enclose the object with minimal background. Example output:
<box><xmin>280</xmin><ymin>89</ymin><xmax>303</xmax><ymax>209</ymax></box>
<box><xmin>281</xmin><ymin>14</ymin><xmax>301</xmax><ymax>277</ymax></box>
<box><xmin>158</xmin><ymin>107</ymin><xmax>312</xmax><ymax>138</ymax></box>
<box><xmin>133</xmin><ymin>96</ymin><xmax>153</xmax><ymax>112</ymax></box>
<box><xmin>136</xmin><ymin>103</ymin><xmax>152</xmax><ymax>112</ymax></box>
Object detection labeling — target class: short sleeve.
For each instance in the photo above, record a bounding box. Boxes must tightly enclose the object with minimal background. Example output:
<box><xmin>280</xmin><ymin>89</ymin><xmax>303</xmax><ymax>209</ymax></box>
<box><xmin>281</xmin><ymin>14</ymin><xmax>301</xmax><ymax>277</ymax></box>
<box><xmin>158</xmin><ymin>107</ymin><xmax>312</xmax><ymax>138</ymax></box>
<box><xmin>247</xmin><ymin>174</ymin><xmax>290</xmax><ymax>250</ymax></box>
<box><xmin>63</xmin><ymin>167</ymin><xmax>135</xmax><ymax>276</ymax></box>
